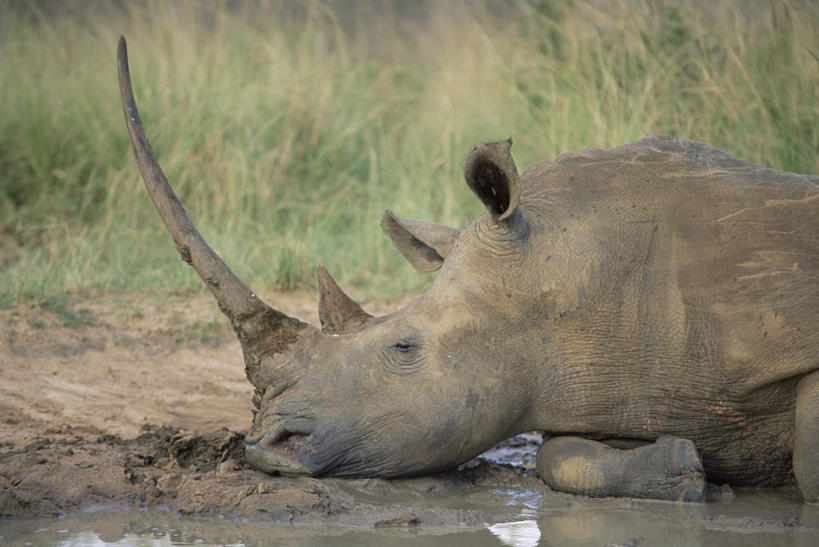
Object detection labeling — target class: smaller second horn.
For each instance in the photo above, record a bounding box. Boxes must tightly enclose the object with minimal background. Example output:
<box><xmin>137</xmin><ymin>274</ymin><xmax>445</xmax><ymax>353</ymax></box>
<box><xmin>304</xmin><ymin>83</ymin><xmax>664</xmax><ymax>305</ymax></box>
<box><xmin>317</xmin><ymin>265</ymin><xmax>373</xmax><ymax>335</ymax></box>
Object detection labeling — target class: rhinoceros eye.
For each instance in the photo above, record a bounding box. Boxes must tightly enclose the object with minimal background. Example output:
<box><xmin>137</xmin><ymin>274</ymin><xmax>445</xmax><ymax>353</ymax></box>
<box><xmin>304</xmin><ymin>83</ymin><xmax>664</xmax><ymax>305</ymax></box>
<box><xmin>394</xmin><ymin>340</ymin><xmax>414</xmax><ymax>353</ymax></box>
<box><xmin>382</xmin><ymin>334</ymin><xmax>423</xmax><ymax>374</ymax></box>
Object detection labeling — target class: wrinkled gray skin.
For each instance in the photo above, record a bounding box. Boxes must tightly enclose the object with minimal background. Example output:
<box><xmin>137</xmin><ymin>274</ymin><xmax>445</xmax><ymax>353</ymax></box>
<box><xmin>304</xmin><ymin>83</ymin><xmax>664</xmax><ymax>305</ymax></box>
<box><xmin>117</xmin><ymin>37</ymin><xmax>819</xmax><ymax>503</ymax></box>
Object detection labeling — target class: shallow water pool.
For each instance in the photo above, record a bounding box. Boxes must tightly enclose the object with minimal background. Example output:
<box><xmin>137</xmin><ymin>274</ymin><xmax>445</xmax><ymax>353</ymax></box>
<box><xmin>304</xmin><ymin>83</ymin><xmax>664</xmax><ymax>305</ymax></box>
<box><xmin>2</xmin><ymin>487</ymin><xmax>818</xmax><ymax>547</ymax></box>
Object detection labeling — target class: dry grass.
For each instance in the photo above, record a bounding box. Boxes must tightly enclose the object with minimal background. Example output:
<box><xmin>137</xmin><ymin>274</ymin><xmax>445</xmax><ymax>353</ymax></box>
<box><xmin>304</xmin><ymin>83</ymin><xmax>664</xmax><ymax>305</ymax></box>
<box><xmin>1</xmin><ymin>0</ymin><xmax>817</xmax><ymax>303</ymax></box>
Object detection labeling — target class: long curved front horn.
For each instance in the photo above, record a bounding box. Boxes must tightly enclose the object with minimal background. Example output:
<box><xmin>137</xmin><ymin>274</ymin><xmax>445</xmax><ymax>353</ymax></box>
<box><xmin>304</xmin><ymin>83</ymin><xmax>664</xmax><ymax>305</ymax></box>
<box><xmin>117</xmin><ymin>36</ymin><xmax>315</xmax><ymax>388</ymax></box>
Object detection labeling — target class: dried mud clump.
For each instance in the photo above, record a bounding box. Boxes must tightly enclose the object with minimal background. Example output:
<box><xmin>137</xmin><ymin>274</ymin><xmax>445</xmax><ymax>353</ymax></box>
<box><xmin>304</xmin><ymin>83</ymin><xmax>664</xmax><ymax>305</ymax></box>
<box><xmin>0</xmin><ymin>424</ymin><xmax>255</xmax><ymax>518</ymax></box>
<box><xmin>125</xmin><ymin>425</ymin><xmax>245</xmax><ymax>478</ymax></box>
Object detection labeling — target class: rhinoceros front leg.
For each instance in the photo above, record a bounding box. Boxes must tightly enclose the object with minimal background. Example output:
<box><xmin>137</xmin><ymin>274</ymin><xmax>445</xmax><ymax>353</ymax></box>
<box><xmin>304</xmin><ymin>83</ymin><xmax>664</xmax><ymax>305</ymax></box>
<box><xmin>795</xmin><ymin>370</ymin><xmax>819</xmax><ymax>503</ymax></box>
<box><xmin>536</xmin><ymin>435</ymin><xmax>706</xmax><ymax>502</ymax></box>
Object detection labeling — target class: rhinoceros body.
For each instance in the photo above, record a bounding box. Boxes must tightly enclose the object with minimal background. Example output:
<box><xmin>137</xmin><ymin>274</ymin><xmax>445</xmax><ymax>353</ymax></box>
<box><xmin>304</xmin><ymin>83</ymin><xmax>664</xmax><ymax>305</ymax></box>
<box><xmin>511</xmin><ymin>137</ymin><xmax>817</xmax><ymax>485</ymax></box>
<box><xmin>521</xmin><ymin>136</ymin><xmax>819</xmax><ymax>484</ymax></box>
<box><xmin>117</xmin><ymin>37</ymin><xmax>819</xmax><ymax>502</ymax></box>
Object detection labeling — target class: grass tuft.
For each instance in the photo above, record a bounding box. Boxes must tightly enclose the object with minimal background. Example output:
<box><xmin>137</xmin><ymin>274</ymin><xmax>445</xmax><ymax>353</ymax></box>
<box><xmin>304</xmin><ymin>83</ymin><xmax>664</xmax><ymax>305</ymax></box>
<box><xmin>1</xmin><ymin>1</ymin><xmax>817</xmax><ymax>304</ymax></box>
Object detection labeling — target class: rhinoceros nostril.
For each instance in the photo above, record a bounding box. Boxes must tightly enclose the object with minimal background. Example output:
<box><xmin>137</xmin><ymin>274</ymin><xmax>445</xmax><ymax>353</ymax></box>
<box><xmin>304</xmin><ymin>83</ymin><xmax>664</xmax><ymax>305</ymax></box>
<box><xmin>277</xmin><ymin>431</ymin><xmax>299</xmax><ymax>445</ymax></box>
<box><xmin>254</xmin><ymin>420</ymin><xmax>314</xmax><ymax>448</ymax></box>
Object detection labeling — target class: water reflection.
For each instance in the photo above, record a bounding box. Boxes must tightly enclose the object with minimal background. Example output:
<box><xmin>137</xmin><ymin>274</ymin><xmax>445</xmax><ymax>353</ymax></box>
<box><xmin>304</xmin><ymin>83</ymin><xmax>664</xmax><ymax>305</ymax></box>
<box><xmin>1</xmin><ymin>490</ymin><xmax>818</xmax><ymax>546</ymax></box>
<box><xmin>532</xmin><ymin>490</ymin><xmax>819</xmax><ymax>547</ymax></box>
<box><xmin>488</xmin><ymin>520</ymin><xmax>541</xmax><ymax>547</ymax></box>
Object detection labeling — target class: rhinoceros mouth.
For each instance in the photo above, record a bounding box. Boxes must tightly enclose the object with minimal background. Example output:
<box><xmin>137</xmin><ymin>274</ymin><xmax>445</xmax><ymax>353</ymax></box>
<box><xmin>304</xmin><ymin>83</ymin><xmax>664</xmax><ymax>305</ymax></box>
<box><xmin>244</xmin><ymin>424</ymin><xmax>315</xmax><ymax>475</ymax></box>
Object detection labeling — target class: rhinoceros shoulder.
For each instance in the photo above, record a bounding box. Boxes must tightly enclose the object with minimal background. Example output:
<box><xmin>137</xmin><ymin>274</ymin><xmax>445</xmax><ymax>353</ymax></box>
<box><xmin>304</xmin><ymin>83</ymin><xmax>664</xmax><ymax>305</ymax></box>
<box><xmin>519</xmin><ymin>136</ymin><xmax>818</xmax><ymax>393</ymax></box>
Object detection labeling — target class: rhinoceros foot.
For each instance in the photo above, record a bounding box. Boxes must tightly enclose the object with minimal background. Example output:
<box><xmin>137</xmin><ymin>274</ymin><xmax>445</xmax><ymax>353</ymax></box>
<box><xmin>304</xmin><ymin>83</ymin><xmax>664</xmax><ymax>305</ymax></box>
<box><xmin>536</xmin><ymin>435</ymin><xmax>706</xmax><ymax>502</ymax></box>
<box><xmin>637</xmin><ymin>436</ymin><xmax>706</xmax><ymax>503</ymax></box>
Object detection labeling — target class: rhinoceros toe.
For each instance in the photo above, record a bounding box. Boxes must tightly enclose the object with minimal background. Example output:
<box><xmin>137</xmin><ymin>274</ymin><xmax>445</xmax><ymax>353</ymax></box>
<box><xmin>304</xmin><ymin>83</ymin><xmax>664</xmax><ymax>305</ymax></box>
<box><xmin>650</xmin><ymin>436</ymin><xmax>706</xmax><ymax>502</ymax></box>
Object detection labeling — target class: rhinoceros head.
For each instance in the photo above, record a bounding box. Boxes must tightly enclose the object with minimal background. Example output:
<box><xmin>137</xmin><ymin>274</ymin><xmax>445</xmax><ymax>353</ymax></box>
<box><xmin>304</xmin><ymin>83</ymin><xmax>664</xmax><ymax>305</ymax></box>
<box><xmin>244</xmin><ymin>141</ymin><xmax>532</xmax><ymax>477</ymax></box>
<box><xmin>118</xmin><ymin>37</ymin><xmax>534</xmax><ymax>477</ymax></box>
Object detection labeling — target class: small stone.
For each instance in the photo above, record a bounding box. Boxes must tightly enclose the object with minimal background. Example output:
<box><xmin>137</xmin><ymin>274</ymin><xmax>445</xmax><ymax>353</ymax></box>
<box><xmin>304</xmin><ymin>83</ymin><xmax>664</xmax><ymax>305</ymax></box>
<box><xmin>217</xmin><ymin>459</ymin><xmax>238</xmax><ymax>475</ymax></box>
<box><xmin>782</xmin><ymin>514</ymin><xmax>800</xmax><ymax>528</ymax></box>
<box><xmin>374</xmin><ymin>514</ymin><xmax>421</xmax><ymax>528</ymax></box>
<box><xmin>156</xmin><ymin>472</ymin><xmax>181</xmax><ymax>496</ymax></box>
<box><xmin>234</xmin><ymin>486</ymin><xmax>255</xmax><ymax>503</ymax></box>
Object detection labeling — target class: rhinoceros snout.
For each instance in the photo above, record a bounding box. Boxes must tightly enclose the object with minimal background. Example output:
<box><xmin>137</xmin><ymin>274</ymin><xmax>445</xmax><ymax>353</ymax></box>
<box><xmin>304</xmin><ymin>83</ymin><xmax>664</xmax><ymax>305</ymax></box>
<box><xmin>244</xmin><ymin>420</ymin><xmax>318</xmax><ymax>475</ymax></box>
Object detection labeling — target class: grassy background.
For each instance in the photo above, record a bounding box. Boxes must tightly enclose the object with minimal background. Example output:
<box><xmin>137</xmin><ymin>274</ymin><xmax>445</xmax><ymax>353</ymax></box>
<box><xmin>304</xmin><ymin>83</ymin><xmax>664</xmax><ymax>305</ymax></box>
<box><xmin>1</xmin><ymin>0</ymin><xmax>817</xmax><ymax>305</ymax></box>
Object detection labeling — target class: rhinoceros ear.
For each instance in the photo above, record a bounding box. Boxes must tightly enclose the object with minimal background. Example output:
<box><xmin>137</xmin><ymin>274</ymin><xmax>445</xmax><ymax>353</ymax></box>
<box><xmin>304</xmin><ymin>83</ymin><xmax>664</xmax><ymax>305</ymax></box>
<box><xmin>464</xmin><ymin>139</ymin><xmax>520</xmax><ymax>222</ymax></box>
<box><xmin>317</xmin><ymin>265</ymin><xmax>373</xmax><ymax>334</ymax></box>
<box><xmin>380</xmin><ymin>210</ymin><xmax>461</xmax><ymax>272</ymax></box>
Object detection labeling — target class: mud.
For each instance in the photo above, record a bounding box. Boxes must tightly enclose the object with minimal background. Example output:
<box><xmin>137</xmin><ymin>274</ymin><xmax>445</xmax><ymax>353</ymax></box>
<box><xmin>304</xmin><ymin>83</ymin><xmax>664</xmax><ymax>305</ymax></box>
<box><xmin>0</xmin><ymin>289</ymin><xmax>542</xmax><ymax>524</ymax></box>
<box><xmin>2</xmin><ymin>290</ymin><xmax>819</xmax><ymax>544</ymax></box>
<box><xmin>0</xmin><ymin>418</ymin><xmax>542</xmax><ymax>524</ymax></box>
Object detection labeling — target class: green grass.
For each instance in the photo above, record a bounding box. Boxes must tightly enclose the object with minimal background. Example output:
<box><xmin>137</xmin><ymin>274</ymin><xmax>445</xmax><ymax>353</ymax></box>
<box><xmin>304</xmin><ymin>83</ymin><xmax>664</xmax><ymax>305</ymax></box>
<box><xmin>1</xmin><ymin>1</ymin><xmax>817</xmax><ymax>304</ymax></box>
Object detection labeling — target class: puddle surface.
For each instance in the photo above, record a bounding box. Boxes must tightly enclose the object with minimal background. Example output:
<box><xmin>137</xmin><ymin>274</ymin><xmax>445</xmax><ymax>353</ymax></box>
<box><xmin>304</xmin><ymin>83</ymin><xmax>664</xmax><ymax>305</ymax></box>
<box><xmin>2</xmin><ymin>488</ymin><xmax>818</xmax><ymax>546</ymax></box>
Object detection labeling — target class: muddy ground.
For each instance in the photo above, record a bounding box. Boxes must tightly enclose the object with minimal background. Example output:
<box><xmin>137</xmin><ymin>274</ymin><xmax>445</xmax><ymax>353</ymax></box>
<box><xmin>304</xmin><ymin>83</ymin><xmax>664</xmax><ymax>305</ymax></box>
<box><xmin>0</xmin><ymin>289</ymin><xmax>550</xmax><ymax>525</ymax></box>
<box><xmin>2</xmin><ymin>289</ymin><xmax>819</xmax><ymax>543</ymax></box>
